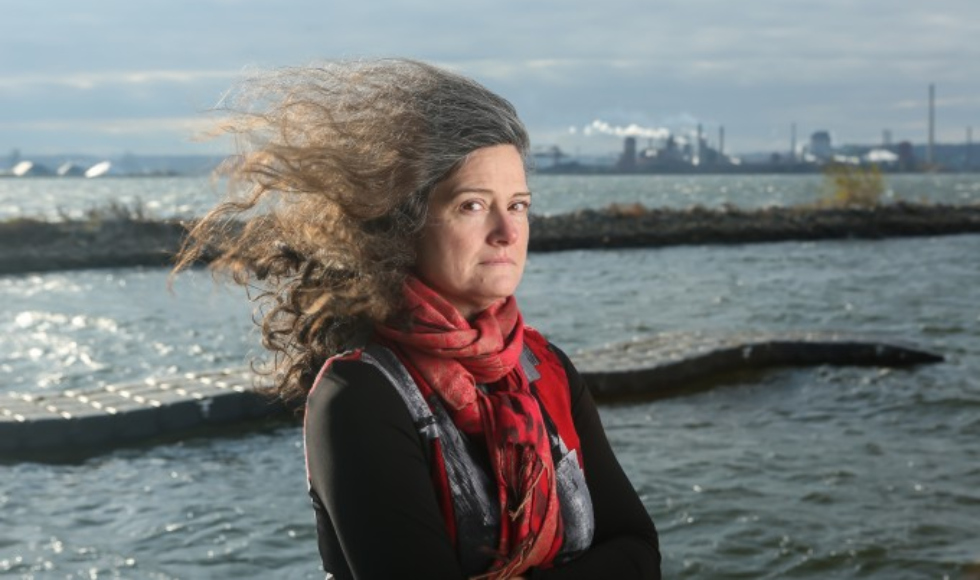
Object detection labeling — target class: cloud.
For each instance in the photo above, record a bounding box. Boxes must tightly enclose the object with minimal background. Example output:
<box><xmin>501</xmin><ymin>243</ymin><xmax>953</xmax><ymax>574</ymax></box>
<box><xmin>2</xmin><ymin>0</ymin><xmax>978</xmax><ymax>155</ymax></box>
<box><xmin>0</xmin><ymin>70</ymin><xmax>240</xmax><ymax>91</ymax></box>
<box><xmin>893</xmin><ymin>94</ymin><xmax>980</xmax><ymax>110</ymax></box>
<box><xmin>581</xmin><ymin>120</ymin><xmax>672</xmax><ymax>140</ymax></box>
<box><xmin>0</xmin><ymin>116</ymin><xmax>221</xmax><ymax>137</ymax></box>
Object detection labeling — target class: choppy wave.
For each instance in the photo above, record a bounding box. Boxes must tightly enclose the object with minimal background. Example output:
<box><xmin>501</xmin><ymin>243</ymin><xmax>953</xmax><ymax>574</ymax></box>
<box><xmin>2</xmin><ymin>178</ymin><xmax>978</xmax><ymax>578</ymax></box>
<box><xmin>2</xmin><ymin>173</ymin><xmax>980</xmax><ymax>221</ymax></box>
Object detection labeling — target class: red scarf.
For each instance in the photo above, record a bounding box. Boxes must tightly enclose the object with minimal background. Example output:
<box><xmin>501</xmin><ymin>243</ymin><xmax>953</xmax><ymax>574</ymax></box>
<box><xmin>376</xmin><ymin>277</ymin><xmax>563</xmax><ymax>578</ymax></box>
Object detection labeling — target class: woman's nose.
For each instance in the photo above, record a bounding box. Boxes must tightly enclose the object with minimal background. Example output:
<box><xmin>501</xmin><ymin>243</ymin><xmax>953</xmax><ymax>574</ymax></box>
<box><xmin>488</xmin><ymin>208</ymin><xmax>520</xmax><ymax>245</ymax></box>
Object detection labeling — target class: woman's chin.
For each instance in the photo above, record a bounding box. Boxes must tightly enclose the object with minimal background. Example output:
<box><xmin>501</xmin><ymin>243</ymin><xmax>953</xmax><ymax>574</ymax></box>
<box><xmin>448</xmin><ymin>286</ymin><xmax>520</xmax><ymax>318</ymax></box>
<box><xmin>477</xmin><ymin>281</ymin><xmax>521</xmax><ymax>305</ymax></box>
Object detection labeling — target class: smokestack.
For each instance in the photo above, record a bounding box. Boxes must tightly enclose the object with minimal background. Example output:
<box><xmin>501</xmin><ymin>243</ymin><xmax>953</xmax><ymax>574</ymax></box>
<box><xmin>696</xmin><ymin>123</ymin><xmax>703</xmax><ymax>165</ymax></box>
<box><xmin>790</xmin><ymin>123</ymin><xmax>797</xmax><ymax>162</ymax></box>
<box><xmin>620</xmin><ymin>136</ymin><xmax>637</xmax><ymax>171</ymax></box>
<box><xmin>928</xmin><ymin>83</ymin><xmax>935</xmax><ymax>165</ymax></box>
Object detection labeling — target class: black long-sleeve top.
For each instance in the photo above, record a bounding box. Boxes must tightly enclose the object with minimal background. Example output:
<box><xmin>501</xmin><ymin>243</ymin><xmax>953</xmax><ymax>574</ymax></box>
<box><xmin>304</xmin><ymin>343</ymin><xmax>661</xmax><ymax>579</ymax></box>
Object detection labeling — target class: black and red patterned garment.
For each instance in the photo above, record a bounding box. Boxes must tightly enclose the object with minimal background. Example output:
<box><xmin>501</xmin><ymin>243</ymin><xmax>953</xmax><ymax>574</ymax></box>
<box><xmin>304</xmin><ymin>339</ymin><xmax>661</xmax><ymax>579</ymax></box>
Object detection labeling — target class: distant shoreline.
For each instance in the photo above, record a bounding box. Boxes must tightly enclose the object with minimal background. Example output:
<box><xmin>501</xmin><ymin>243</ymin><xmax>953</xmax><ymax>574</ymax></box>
<box><xmin>4</xmin><ymin>167</ymin><xmax>980</xmax><ymax>179</ymax></box>
<box><xmin>2</xmin><ymin>201</ymin><xmax>979</xmax><ymax>275</ymax></box>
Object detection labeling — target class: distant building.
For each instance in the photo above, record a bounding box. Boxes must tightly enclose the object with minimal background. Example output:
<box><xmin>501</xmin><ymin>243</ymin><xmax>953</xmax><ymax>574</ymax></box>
<box><xmin>531</xmin><ymin>146</ymin><xmax>567</xmax><ymax>170</ymax></box>
<box><xmin>618</xmin><ymin>137</ymin><xmax>637</xmax><ymax>171</ymax></box>
<box><xmin>864</xmin><ymin>149</ymin><xmax>899</xmax><ymax>166</ymax></box>
<box><xmin>897</xmin><ymin>141</ymin><xmax>916</xmax><ymax>171</ymax></box>
<box><xmin>12</xmin><ymin>161</ymin><xmax>53</xmax><ymax>177</ymax></box>
<box><xmin>810</xmin><ymin>131</ymin><xmax>833</xmax><ymax>160</ymax></box>
<box><xmin>57</xmin><ymin>162</ymin><xmax>86</xmax><ymax>177</ymax></box>
<box><xmin>637</xmin><ymin>135</ymin><xmax>684</xmax><ymax>167</ymax></box>
<box><xmin>661</xmin><ymin>136</ymin><xmax>682</xmax><ymax>163</ymax></box>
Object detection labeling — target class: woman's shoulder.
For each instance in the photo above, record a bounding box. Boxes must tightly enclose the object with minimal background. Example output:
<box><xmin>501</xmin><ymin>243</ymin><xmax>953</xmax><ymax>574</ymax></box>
<box><xmin>524</xmin><ymin>325</ymin><xmax>572</xmax><ymax>362</ymax></box>
<box><xmin>527</xmin><ymin>329</ymin><xmax>592</xmax><ymax>412</ymax></box>
<box><xmin>305</xmin><ymin>351</ymin><xmax>409</xmax><ymax>424</ymax></box>
<box><xmin>524</xmin><ymin>326</ymin><xmax>576</xmax><ymax>374</ymax></box>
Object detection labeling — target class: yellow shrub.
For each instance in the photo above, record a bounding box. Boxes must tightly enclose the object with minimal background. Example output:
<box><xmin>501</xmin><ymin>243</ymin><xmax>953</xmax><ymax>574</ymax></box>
<box><xmin>821</xmin><ymin>163</ymin><xmax>885</xmax><ymax>208</ymax></box>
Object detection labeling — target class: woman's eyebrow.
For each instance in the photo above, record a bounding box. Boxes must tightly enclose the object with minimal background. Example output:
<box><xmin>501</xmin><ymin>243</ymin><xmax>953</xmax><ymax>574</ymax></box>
<box><xmin>448</xmin><ymin>187</ymin><xmax>532</xmax><ymax>197</ymax></box>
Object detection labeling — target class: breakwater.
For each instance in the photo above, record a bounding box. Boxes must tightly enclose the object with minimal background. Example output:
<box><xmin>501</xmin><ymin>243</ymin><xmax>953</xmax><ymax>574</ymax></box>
<box><xmin>530</xmin><ymin>201</ymin><xmax>980</xmax><ymax>250</ymax></box>
<box><xmin>0</xmin><ymin>331</ymin><xmax>943</xmax><ymax>460</ymax></box>
<box><xmin>2</xmin><ymin>202</ymin><xmax>979</xmax><ymax>275</ymax></box>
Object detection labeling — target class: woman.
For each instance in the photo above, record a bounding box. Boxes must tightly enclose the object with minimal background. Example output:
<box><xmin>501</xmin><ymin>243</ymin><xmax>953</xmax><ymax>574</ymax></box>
<box><xmin>176</xmin><ymin>59</ymin><xmax>661</xmax><ymax>579</ymax></box>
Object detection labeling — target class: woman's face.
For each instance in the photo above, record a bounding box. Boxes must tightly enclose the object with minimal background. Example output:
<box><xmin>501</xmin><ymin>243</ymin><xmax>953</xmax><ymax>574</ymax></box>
<box><xmin>415</xmin><ymin>144</ymin><xmax>530</xmax><ymax>319</ymax></box>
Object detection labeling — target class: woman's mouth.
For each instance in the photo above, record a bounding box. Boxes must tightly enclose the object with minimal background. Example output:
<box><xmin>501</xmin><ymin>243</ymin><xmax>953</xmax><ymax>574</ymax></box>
<box><xmin>480</xmin><ymin>256</ymin><xmax>515</xmax><ymax>265</ymax></box>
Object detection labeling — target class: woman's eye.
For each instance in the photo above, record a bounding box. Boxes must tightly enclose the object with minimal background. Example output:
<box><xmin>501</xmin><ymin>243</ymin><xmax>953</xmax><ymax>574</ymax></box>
<box><xmin>460</xmin><ymin>200</ymin><xmax>483</xmax><ymax>212</ymax></box>
<box><xmin>511</xmin><ymin>200</ymin><xmax>531</xmax><ymax>212</ymax></box>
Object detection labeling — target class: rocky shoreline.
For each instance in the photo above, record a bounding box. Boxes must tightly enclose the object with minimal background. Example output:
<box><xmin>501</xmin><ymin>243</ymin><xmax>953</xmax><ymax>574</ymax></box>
<box><xmin>529</xmin><ymin>201</ymin><xmax>980</xmax><ymax>251</ymax></box>
<box><xmin>2</xmin><ymin>201</ymin><xmax>979</xmax><ymax>275</ymax></box>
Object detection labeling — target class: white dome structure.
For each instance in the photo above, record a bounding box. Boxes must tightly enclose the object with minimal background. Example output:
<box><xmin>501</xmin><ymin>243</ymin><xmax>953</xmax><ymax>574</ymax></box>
<box><xmin>84</xmin><ymin>161</ymin><xmax>113</xmax><ymax>178</ymax></box>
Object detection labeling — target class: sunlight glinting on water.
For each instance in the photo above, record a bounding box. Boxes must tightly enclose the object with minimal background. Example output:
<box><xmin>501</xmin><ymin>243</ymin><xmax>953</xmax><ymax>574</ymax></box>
<box><xmin>1</xmin><ymin>175</ymin><xmax>978</xmax><ymax>578</ymax></box>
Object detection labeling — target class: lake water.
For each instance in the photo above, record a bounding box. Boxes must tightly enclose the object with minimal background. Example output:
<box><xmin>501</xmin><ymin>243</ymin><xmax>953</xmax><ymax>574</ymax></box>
<box><xmin>1</xmin><ymin>172</ymin><xmax>980</xmax><ymax>221</ymax></box>
<box><xmin>1</xmin><ymin>175</ymin><xmax>979</xmax><ymax>579</ymax></box>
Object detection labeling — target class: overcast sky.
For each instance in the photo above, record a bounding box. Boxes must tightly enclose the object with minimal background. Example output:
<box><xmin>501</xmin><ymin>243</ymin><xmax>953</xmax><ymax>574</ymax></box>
<box><xmin>2</xmin><ymin>0</ymin><xmax>978</xmax><ymax>157</ymax></box>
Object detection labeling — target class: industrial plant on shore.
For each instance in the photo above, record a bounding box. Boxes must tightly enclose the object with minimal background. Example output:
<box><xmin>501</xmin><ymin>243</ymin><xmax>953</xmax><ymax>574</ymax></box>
<box><xmin>4</xmin><ymin>85</ymin><xmax>976</xmax><ymax>177</ymax></box>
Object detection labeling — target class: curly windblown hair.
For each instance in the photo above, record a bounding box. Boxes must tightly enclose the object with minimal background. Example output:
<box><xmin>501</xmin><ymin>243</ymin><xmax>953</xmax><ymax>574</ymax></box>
<box><xmin>174</xmin><ymin>59</ymin><xmax>530</xmax><ymax>404</ymax></box>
